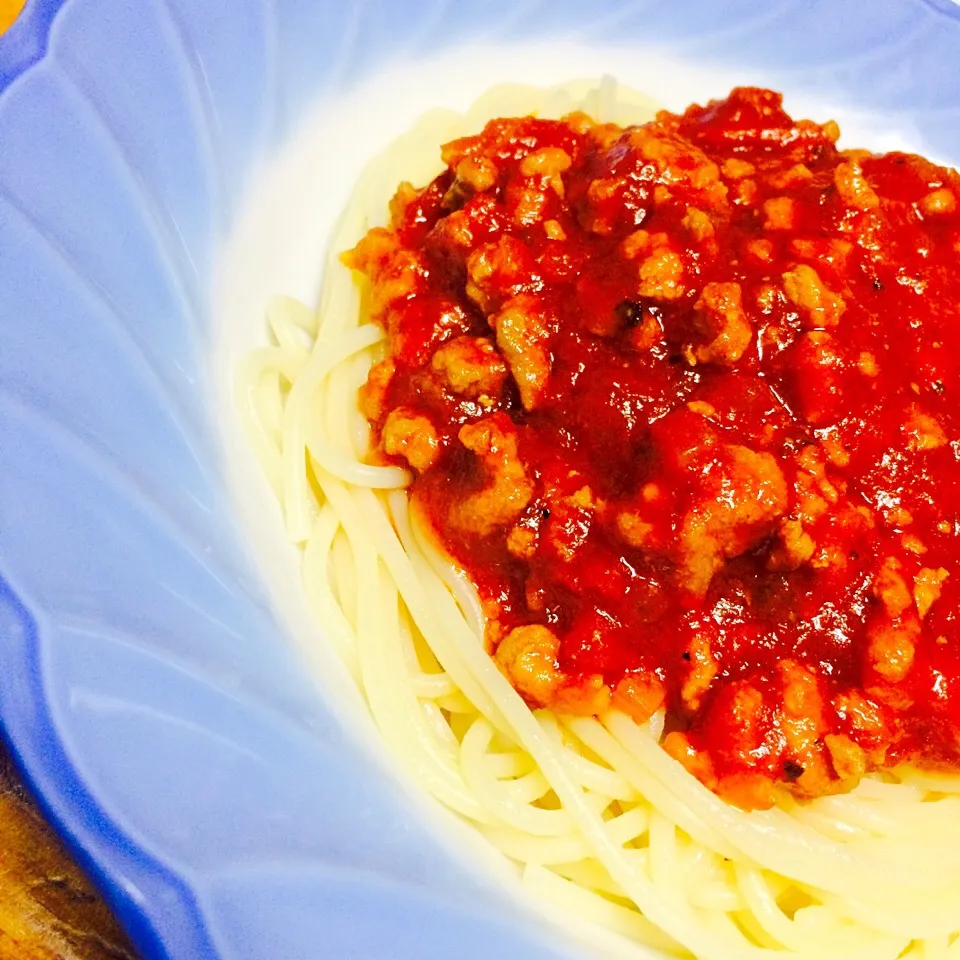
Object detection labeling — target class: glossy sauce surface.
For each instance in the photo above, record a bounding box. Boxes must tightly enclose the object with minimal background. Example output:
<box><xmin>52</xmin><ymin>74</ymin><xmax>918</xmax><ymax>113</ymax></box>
<box><xmin>347</xmin><ymin>88</ymin><xmax>960</xmax><ymax>808</ymax></box>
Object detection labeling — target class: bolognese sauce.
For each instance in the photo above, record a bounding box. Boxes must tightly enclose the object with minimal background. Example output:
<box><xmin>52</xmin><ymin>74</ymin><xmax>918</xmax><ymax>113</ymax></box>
<box><xmin>345</xmin><ymin>87</ymin><xmax>960</xmax><ymax>810</ymax></box>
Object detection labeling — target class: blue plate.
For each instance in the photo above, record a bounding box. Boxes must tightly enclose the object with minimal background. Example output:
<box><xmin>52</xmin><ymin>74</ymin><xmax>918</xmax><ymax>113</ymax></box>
<box><xmin>1</xmin><ymin>1</ymin><xmax>960</xmax><ymax>958</ymax></box>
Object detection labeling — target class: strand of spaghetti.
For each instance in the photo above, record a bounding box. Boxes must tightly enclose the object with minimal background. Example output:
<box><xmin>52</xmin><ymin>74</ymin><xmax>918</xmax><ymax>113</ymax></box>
<box><xmin>896</xmin><ymin>769</ymin><xmax>960</xmax><ymax>793</ymax></box>
<box><xmin>733</xmin><ymin>863</ymin><xmax>903</xmax><ymax>958</ymax></box>
<box><xmin>369</xmin><ymin>486</ymin><xmax>516</xmax><ymax>728</ymax></box>
<box><xmin>534</xmin><ymin>714</ymin><xmax>776</xmax><ymax>959</ymax></box>
<box><xmin>647</xmin><ymin>810</ymin><xmax>683</xmax><ymax>903</ymax></box>
<box><xmin>235</xmin><ymin>351</ymin><xmax>298</xmax><ymax>499</ymax></box>
<box><xmin>558</xmin><ymin>751</ymin><xmax>635</xmax><ymax>803</ymax></box>
<box><xmin>817</xmin><ymin>793</ymin><xmax>960</xmax><ymax>840</ymax></box>
<box><xmin>409</xmin><ymin>671</ymin><xmax>458</xmax><ymax>699</ymax></box>
<box><xmin>921</xmin><ymin>939</ymin><xmax>951</xmax><ymax>960</ymax></box>
<box><xmin>266</xmin><ymin>296</ymin><xmax>316</xmax><ymax>356</ymax></box>
<box><xmin>484</xmin><ymin>752</ymin><xmax>535</xmax><ymax>779</ymax></box>
<box><xmin>319</xmin><ymin>336</ymin><xmax>378</xmax><ymax>471</ymax></box>
<box><xmin>255</xmin><ymin>367</ymin><xmax>284</xmax><ymax>441</ymax></box>
<box><xmin>818</xmin><ymin>885</ymin><xmax>960</xmax><ymax>940</ymax></box>
<box><xmin>312</xmin><ymin>470</ymin><xmax>495</xmax><ymax>822</ymax></box>
<box><xmin>300</xmin><ymin>505</ymin><xmax>361</xmax><ymax>684</ymax></box>
<box><xmin>604</xmin><ymin>805</ymin><xmax>651</xmax><ymax>846</ymax></box>
<box><xmin>404</xmin><ymin>498</ymin><xmax>486</xmax><ymax>639</ymax></box>
<box><xmin>851</xmin><ymin>777</ymin><xmax>924</xmax><ymax>802</ymax></box>
<box><xmin>288</xmin><ymin>326</ymin><xmax>407</xmax><ymax>489</ymax></box>
<box><xmin>522</xmin><ymin>864</ymin><xmax>688</xmax><ymax>958</ymax></box>
<box><xmin>554</xmin><ymin>858</ymin><xmax>638</xmax><ymax>902</ymax></box>
<box><xmin>459</xmin><ymin>717</ymin><xmax>572</xmax><ymax>836</ymax></box>
<box><xmin>329</xmin><ymin>527</ymin><xmax>358</xmax><ymax>630</ymax></box>
<box><xmin>479</xmin><ymin>824</ymin><xmax>592</xmax><ymax>865</ymax></box>
<box><xmin>417</xmin><ymin>701</ymin><xmax>462</xmax><ymax>759</ymax></box>
<box><xmin>346</xmin><ymin>350</ymin><xmax>376</xmax><ymax>460</ymax></box>
<box><xmin>564</xmin><ymin>716</ymin><xmax>739</xmax><ymax>860</ymax></box>
<box><xmin>603</xmin><ymin>710</ymin><xmax>942</xmax><ymax>893</ymax></box>
<box><xmin>779</xmin><ymin>800</ymin><xmax>874</xmax><ymax>844</ymax></box>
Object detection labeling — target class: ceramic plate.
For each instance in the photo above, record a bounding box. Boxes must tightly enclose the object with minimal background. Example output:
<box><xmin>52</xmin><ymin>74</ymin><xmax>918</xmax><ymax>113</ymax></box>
<box><xmin>1</xmin><ymin>1</ymin><xmax>959</xmax><ymax>957</ymax></box>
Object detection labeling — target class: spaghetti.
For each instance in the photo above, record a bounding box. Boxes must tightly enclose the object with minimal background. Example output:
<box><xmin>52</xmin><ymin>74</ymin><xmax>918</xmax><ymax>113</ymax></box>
<box><xmin>238</xmin><ymin>81</ymin><xmax>960</xmax><ymax>960</ymax></box>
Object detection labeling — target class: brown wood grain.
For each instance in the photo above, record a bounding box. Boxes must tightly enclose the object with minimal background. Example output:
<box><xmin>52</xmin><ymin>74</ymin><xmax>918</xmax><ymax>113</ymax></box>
<box><xmin>0</xmin><ymin>748</ymin><xmax>137</xmax><ymax>960</ymax></box>
<box><xmin>0</xmin><ymin>0</ymin><xmax>26</xmax><ymax>35</ymax></box>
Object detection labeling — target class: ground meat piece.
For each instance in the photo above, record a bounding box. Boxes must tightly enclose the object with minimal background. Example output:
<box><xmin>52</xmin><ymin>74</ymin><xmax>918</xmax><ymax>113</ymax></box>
<box><xmin>616</xmin><ymin>511</ymin><xmax>653</xmax><ymax>548</ymax></box>
<box><xmin>721</xmin><ymin>158</ymin><xmax>755</xmax><ymax>179</ymax></box>
<box><xmin>637</xmin><ymin>246</ymin><xmax>685</xmax><ymax>300</ymax></box>
<box><xmin>834</xmin><ymin>159</ymin><xmax>880</xmax><ymax>211</ymax></box>
<box><xmin>465</xmin><ymin>235</ymin><xmax>538</xmax><ymax>314</ymax></box>
<box><xmin>662</xmin><ymin>731</ymin><xmax>717</xmax><ymax>790</ymax></box>
<box><xmin>677</xmin><ymin>445</ymin><xmax>788</xmax><ymax>594</ymax></box>
<box><xmin>617</xmin><ymin>438</ymin><xmax>788</xmax><ymax>594</ymax></box>
<box><xmin>834</xmin><ymin>690</ymin><xmax>891</xmax><ymax>763</ymax></box>
<box><xmin>680</xmin><ymin>634</ymin><xmax>718</xmax><ymax>709</ymax></box>
<box><xmin>611</xmin><ymin>673</ymin><xmax>666</xmax><ymax>723</ymax></box>
<box><xmin>492</xmin><ymin>294</ymin><xmax>552</xmax><ymax>410</ymax></box>
<box><xmin>451</xmin><ymin>416</ymin><xmax>533</xmax><ymax>536</ymax></box>
<box><xmin>716</xmin><ymin>772</ymin><xmax>778</xmax><ymax>811</ymax></box>
<box><xmin>824</xmin><ymin>733</ymin><xmax>866</xmax><ymax>783</ymax></box>
<box><xmin>455</xmin><ymin>156</ymin><xmax>499</xmax><ymax>192</ymax></box>
<box><xmin>904</xmin><ymin>406</ymin><xmax>947</xmax><ymax>451</ymax></box>
<box><xmin>779</xmin><ymin>662</ymin><xmax>829</xmax><ymax>794</ymax></box>
<box><xmin>681</xmin><ymin>207</ymin><xmax>715</xmax><ymax>241</ymax></box>
<box><xmin>625</xmin><ymin>125</ymin><xmax>729</xmax><ymax>213</ymax></box>
<box><xmin>782</xmin><ymin>264</ymin><xmax>846</xmax><ymax>329</ymax></box>
<box><xmin>494</xmin><ymin>624</ymin><xmax>562</xmax><ymax>703</ymax></box>
<box><xmin>768</xmin><ymin>518</ymin><xmax>816</xmax><ymax>571</ymax></box>
<box><xmin>506</xmin><ymin>525</ymin><xmax>537</xmax><ymax>559</ymax></box>
<box><xmin>768</xmin><ymin>163</ymin><xmax>813</xmax><ymax>189</ymax></box>
<box><xmin>690</xmin><ymin>281</ymin><xmax>752</xmax><ymax>365</ymax></box>
<box><xmin>543</xmin><ymin>485</ymin><xmax>599</xmax><ymax>563</ymax></box>
<box><xmin>519</xmin><ymin>147</ymin><xmax>572</xmax><ymax>194</ymax></box>
<box><xmin>920</xmin><ymin>188</ymin><xmax>956</xmax><ymax>215</ymax></box>
<box><xmin>544</xmin><ymin>219</ymin><xmax>566</xmax><ymax>240</ymax></box>
<box><xmin>344</xmin><ymin>229</ymin><xmax>428</xmax><ymax>323</ymax></box>
<box><xmin>873</xmin><ymin>557</ymin><xmax>913</xmax><ymax>618</ymax></box>
<box><xmin>763</xmin><ymin>196</ymin><xmax>795</xmax><ymax>230</ymax></box>
<box><xmin>745</xmin><ymin>238</ymin><xmax>774</xmax><ymax>263</ymax></box>
<box><xmin>359</xmin><ymin>358</ymin><xmax>395</xmax><ymax>422</ymax></box>
<box><xmin>866</xmin><ymin>612</ymin><xmax>920</xmax><ymax>683</ymax></box>
<box><xmin>494</xmin><ymin>622</ymin><xmax>612</xmax><ymax>713</ymax></box>
<box><xmin>551</xmin><ymin>673</ymin><xmax>612</xmax><ymax>715</ymax></box>
<box><xmin>914</xmin><ymin>567</ymin><xmax>949</xmax><ymax>619</ymax></box>
<box><xmin>382</xmin><ymin>408</ymin><xmax>441</xmax><ymax>472</ymax></box>
<box><xmin>430</xmin><ymin>336</ymin><xmax>508</xmax><ymax>401</ymax></box>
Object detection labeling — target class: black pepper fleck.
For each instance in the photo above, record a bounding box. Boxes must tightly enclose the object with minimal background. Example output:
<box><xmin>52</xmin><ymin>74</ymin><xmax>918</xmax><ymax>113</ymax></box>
<box><xmin>784</xmin><ymin>760</ymin><xmax>805</xmax><ymax>781</ymax></box>
<box><xmin>615</xmin><ymin>299</ymin><xmax>645</xmax><ymax>328</ymax></box>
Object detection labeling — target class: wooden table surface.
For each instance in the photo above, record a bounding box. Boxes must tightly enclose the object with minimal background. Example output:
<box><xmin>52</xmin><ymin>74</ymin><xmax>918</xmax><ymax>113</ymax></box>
<box><xmin>0</xmin><ymin>744</ymin><xmax>136</xmax><ymax>960</ymax></box>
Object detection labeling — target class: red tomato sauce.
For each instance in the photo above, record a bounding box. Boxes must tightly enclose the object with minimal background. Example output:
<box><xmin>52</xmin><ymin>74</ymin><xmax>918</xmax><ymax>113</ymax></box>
<box><xmin>346</xmin><ymin>88</ymin><xmax>960</xmax><ymax>809</ymax></box>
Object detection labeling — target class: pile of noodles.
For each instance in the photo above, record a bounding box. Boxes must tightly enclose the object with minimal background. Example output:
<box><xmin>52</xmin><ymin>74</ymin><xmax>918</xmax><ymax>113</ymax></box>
<box><xmin>237</xmin><ymin>80</ymin><xmax>960</xmax><ymax>960</ymax></box>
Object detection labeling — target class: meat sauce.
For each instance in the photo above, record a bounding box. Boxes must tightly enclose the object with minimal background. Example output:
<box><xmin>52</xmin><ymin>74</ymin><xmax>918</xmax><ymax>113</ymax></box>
<box><xmin>346</xmin><ymin>88</ymin><xmax>960</xmax><ymax>809</ymax></box>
